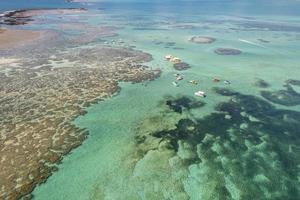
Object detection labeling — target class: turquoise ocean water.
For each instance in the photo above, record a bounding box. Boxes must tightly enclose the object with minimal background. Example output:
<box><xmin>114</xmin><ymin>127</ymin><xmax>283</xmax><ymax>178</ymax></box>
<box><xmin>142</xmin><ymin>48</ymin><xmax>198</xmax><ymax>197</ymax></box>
<box><xmin>2</xmin><ymin>0</ymin><xmax>300</xmax><ymax>199</ymax></box>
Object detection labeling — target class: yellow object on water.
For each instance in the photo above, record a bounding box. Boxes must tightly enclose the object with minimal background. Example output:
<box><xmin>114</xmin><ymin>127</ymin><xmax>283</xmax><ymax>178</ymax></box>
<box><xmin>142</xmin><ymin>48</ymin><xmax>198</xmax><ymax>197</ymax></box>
<box><xmin>189</xmin><ymin>80</ymin><xmax>198</xmax><ymax>85</ymax></box>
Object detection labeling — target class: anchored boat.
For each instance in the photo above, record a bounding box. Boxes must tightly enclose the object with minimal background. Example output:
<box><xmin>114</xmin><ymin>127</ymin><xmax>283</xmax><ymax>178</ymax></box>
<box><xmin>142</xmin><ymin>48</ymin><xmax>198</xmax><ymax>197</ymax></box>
<box><xmin>194</xmin><ymin>90</ymin><xmax>206</xmax><ymax>97</ymax></box>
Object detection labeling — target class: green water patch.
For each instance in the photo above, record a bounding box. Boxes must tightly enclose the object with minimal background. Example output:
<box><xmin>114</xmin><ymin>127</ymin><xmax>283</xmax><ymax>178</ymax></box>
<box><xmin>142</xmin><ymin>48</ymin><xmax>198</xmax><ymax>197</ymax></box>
<box><xmin>127</xmin><ymin>86</ymin><xmax>300</xmax><ymax>200</ymax></box>
<box><xmin>253</xmin><ymin>78</ymin><xmax>270</xmax><ymax>88</ymax></box>
<box><xmin>261</xmin><ymin>79</ymin><xmax>300</xmax><ymax>106</ymax></box>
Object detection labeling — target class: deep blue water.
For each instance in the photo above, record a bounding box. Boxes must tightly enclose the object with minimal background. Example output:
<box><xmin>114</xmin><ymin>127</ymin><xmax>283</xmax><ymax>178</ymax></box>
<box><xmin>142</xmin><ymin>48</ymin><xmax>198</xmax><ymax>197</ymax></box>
<box><xmin>0</xmin><ymin>0</ymin><xmax>75</xmax><ymax>11</ymax></box>
<box><xmin>1</xmin><ymin>0</ymin><xmax>300</xmax><ymax>16</ymax></box>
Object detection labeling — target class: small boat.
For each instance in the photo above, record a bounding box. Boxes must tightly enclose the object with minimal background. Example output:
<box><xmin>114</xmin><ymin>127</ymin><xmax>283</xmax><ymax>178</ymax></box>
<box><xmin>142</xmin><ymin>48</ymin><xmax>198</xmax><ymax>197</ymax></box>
<box><xmin>189</xmin><ymin>80</ymin><xmax>198</xmax><ymax>85</ymax></box>
<box><xmin>194</xmin><ymin>90</ymin><xmax>206</xmax><ymax>97</ymax></box>
<box><xmin>172</xmin><ymin>81</ymin><xmax>179</xmax><ymax>87</ymax></box>
<box><xmin>174</xmin><ymin>73</ymin><xmax>180</xmax><ymax>77</ymax></box>
<box><xmin>165</xmin><ymin>55</ymin><xmax>173</xmax><ymax>60</ymax></box>
<box><xmin>176</xmin><ymin>76</ymin><xmax>183</xmax><ymax>81</ymax></box>
<box><xmin>213</xmin><ymin>78</ymin><xmax>220</xmax><ymax>82</ymax></box>
<box><xmin>224</xmin><ymin>80</ymin><xmax>231</xmax><ymax>85</ymax></box>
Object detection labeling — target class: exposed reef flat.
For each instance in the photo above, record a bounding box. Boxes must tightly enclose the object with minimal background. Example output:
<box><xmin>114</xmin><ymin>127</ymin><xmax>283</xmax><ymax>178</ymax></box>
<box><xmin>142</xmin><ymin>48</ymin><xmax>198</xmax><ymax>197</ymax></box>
<box><xmin>214</xmin><ymin>48</ymin><xmax>242</xmax><ymax>55</ymax></box>
<box><xmin>0</xmin><ymin>29</ymin><xmax>44</xmax><ymax>50</ymax></box>
<box><xmin>0</xmin><ymin>8</ymin><xmax>160</xmax><ymax>200</ymax></box>
<box><xmin>0</xmin><ymin>46</ymin><xmax>160</xmax><ymax>200</ymax></box>
<box><xmin>189</xmin><ymin>36</ymin><xmax>216</xmax><ymax>44</ymax></box>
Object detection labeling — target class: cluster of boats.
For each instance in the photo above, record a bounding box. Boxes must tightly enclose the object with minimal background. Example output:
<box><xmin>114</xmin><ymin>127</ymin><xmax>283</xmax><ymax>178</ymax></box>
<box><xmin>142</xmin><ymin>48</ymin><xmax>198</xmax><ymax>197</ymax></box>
<box><xmin>172</xmin><ymin>73</ymin><xmax>206</xmax><ymax>97</ymax></box>
<box><xmin>165</xmin><ymin>55</ymin><xmax>231</xmax><ymax>98</ymax></box>
<box><xmin>212</xmin><ymin>77</ymin><xmax>231</xmax><ymax>85</ymax></box>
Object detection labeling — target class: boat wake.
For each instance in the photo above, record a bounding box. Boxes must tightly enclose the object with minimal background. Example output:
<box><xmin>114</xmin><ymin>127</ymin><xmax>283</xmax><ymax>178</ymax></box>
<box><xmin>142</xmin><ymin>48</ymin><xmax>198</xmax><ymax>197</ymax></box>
<box><xmin>238</xmin><ymin>39</ymin><xmax>267</xmax><ymax>48</ymax></box>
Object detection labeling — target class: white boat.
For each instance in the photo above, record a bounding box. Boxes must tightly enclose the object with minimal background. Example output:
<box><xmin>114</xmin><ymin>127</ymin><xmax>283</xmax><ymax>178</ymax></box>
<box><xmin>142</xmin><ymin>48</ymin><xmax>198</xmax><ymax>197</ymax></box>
<box><xmin>165</xmin><ymin>55</ymin><xmax>173</xmax><ymax>60</ymax></box>
<box><xmin>176</xmin><ymin>76</ymin><xmax>183</xmax><ymax>81</ymax></box>
<box><xmin>172</xmin><ymin>81</ymin><xmax>179</xmax><ymax>87</ymax></box>
<box><xmin>224</xmin><ymin>80</ymin><xmax>231</xmax><ymax>85</ymax></box>
<box><xmin>194</xmin><ymin>90</ymin><xmax>206</xmax><ymax>97</ymax></box>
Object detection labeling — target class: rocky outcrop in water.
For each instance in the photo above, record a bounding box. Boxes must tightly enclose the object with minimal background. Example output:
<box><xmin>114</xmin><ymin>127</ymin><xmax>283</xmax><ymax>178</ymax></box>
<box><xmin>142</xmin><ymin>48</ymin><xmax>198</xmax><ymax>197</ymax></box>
<box><xmin>189</xmin><ymin>36</ymin><xmax>216</xmax><ymax>44</ymax></box>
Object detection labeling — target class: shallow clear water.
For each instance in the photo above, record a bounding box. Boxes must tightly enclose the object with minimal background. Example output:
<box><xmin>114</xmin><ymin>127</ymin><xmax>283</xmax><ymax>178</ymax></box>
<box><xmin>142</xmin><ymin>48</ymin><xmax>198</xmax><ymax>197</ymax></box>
<box><xmin>4</xmin><ymin>0</ymin><xmax>300</xmax><ymax>199</ymax></box>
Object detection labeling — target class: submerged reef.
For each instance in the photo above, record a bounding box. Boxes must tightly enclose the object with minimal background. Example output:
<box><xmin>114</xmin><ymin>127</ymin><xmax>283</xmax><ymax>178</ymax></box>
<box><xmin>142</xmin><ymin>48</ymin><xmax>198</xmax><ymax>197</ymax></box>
<box><xmin>173</xmin><ymin>24</ymin><xmax>196</xmax><ymax>29</ymax></box>
<box><xmin>253</xmin><ymin>78</ymin><xmax>270</xmax><ymax>88</ymax></box>
<box><xmin>237</xmin><ymin>21</ymin><xmax>300</xmax><ymax>32</ymax></box>
<box><xmin>120</xmin><ymin>86</ymin><xmax>300</xmax><ymax>199</ymax></box>
<box><xmin>214</xmin><ymin>48</ymin><xmax>242</xmax><ymax>55</ymax></box>
<box><xmin>152</xmin><ymin>40</ymin><xmax>183</xmax><ymax>50</ymax></box>
<box><xmin>173</xmin><ymin>62</ymin><xmax>190</xmax><ymax>71</ymax></box>
<box><xmin>261</xmin><ymin>79</ymin><xmax>300</xmax><ymax>106</ymax></box>
<box><xmin>257</xmin><ymin>39</ymin><xmax>270</xmax><ymax>43</ymax></box>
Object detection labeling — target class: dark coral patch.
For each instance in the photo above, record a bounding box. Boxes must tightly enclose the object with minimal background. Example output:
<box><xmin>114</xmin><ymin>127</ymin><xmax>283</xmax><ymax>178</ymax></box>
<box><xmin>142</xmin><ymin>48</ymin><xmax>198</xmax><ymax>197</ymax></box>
<box><xmin>173</xmin><ymin>62</ymin><xmax>190</xmax><ymax>71</ymax></box>
<box><xmin>261</xmin><ymin>84</ymin><xmax>300</xmax><ymax>106</ymax></box>
<box><xmin>214</xmin><ymin>48</ymin><xmax>242</xmax><ymax>55</ymax></box>
<box><xmin>166</xmin><ymin>96</ymin><xmax>205</xmax><ymax>114</ymax></box>
<box><xmin>253</xmin><ymin>78</ymin><xmax>270</xmax><ymax>88</ymax></box>
<box><xmin>286</xmin><ymin>79</ymin><xmax>300</xmax><ymax>86</ymax></box>
<box><xmin>142</xmin><ymin>86</ymin><xmax>300</xmax><ymax>158</ymax></box>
